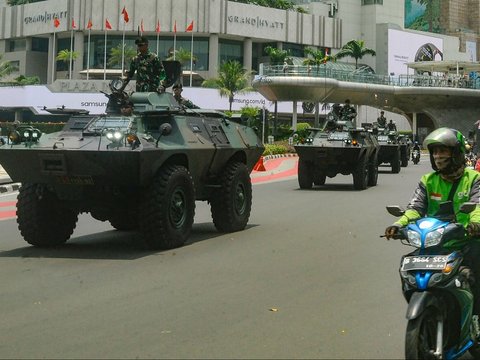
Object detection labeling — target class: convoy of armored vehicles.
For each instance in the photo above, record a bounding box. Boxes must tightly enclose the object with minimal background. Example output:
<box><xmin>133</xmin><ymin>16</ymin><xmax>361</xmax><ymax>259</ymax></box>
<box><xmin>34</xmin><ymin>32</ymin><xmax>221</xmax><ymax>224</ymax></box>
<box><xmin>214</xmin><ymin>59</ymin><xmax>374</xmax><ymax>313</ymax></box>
<box><xmin>0</xmin><ymin>62</ymin><xmax>264</xmax><ymax>249</ymax></box>
<box><xmin>376</xmin><ymin>128</ymin><xmax>411</xmax><ymax>173</ymax></box>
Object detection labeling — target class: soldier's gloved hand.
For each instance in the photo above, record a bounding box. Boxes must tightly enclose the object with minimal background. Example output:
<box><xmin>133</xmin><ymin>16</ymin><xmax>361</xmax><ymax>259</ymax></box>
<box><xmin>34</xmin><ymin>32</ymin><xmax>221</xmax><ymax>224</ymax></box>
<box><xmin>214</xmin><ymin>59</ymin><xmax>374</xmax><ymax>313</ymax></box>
<box><xmin>157</xmin><ymin>85</ymin><xmax>165</xmax><ymax>94</ymax></box>
<box><xmin>385</xmin><ymin>225</ymin><xmax>400</xmax><ymax>240</ymax></box>
<box><xmin>467</xmin><ymin>223</ymin><xmax>480</xmax><ymax>237</ymax></box>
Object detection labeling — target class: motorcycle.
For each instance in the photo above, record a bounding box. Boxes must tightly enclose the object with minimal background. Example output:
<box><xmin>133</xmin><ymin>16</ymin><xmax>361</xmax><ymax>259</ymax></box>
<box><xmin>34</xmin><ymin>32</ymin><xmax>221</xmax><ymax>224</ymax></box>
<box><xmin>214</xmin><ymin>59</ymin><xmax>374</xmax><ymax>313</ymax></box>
<box><xmin>412</xmin><ymin>149</ymin><xmax>420</xmax><ymax>165</ymax></box>
<box><xmin>386</xmin><ymin>201</ymin><xmax>480</xmax><ymax>359</ymax></box>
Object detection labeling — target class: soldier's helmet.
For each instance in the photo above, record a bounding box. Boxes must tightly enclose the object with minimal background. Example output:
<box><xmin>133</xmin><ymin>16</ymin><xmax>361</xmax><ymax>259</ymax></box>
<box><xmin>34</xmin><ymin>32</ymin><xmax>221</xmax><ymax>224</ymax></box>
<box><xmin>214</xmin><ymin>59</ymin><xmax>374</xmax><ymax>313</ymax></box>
<box><xmin>135</xmin><ymin>36</ymin><xmax>149</xmax><ymax>46</ymax></box>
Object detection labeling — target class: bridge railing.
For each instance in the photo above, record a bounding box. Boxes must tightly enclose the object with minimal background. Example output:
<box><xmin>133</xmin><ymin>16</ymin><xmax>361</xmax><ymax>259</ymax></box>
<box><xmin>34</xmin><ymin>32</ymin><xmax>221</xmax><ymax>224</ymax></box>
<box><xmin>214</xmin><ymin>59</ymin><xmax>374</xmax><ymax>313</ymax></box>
<box><xmin>258</xmin><ymin>64</ymin><xmax>480</xmax><ymax>90</ymax></box>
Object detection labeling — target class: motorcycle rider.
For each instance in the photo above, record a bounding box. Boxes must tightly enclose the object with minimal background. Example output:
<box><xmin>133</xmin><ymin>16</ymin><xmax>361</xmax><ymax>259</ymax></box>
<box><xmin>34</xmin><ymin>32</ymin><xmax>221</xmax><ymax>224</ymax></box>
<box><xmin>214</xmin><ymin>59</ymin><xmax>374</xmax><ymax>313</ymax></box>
<box><xmin>385</xmin><ymin>127</ymin><xmax>480</xmax><ymax>334</ymax></box>
<box><xmin>411</xmin><ymin>141</ymin><xmax>421</xmax><ymax>160</ymax></box>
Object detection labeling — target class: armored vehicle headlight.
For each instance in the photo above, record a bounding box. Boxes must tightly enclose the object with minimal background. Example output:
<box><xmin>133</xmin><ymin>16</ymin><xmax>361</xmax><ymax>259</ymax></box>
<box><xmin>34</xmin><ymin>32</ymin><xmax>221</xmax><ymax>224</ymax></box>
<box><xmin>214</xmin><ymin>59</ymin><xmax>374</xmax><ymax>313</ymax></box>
<box><xmin>105</xmin><ymin>129</ymin><xmax>124</xmax><ymax>143</ymax></box>
<box><xmin>23</xmin><ymin>130</ymin><xmax>31</xmax><ymax>138</ymax></box>
<box><xmin>31</xmin><ymin>130</ymin><xmax>42</xmax><ymax>140</ymax></box>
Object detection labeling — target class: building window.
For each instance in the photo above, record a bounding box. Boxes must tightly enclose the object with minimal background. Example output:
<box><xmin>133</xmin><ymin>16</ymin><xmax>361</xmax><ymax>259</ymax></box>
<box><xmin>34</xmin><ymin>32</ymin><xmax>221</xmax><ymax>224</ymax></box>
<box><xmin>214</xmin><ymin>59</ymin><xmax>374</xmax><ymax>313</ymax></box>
<box><xmin>283</xmin><ymin>43</ymin><xmax>305</xmax><ymax>57</ymax></box>
<box><xmin>8</xmin><ymin>39</ymin><xmax>26</xmax><ymax>52</ymax></box>
<box><xmin>219</xmin><ymin>40</ymin><xmax>243</xmax><ymax>65</ymax></box>
<box><xmin>32</xmin><ymin>37</ymin><xmax>48</xmax><ymax>52</ymax></box>
<box><xmin>362</xmin><ymin>0</ymin><xmax>383</xmax><ymax>4</ymax></box>
<box><xmin>83</xmin><ymin>35</ymin><xmax>209</xmax><ymax>72</ymax></box>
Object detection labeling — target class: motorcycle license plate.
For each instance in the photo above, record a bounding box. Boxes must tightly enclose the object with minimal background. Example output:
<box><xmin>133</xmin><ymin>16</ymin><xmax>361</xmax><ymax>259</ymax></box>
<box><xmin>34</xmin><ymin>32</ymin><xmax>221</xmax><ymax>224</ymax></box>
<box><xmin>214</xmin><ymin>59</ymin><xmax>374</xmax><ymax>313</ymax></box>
<box><xmin>401</xmin><ymin>255</ymin><xmax>448</xmax><ymax>271</ymax></box>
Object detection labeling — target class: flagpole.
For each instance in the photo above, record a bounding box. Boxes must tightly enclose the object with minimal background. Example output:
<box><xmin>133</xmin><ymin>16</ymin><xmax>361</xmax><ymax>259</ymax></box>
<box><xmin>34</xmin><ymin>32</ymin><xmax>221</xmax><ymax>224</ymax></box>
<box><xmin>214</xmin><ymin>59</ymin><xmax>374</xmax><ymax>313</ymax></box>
<box><xmin>69</xmin><ymin>25</ymin><xmax>74</xmax><ymax>80</ymax></box>
<box><xmin>86</xmin><ymin>27</ymin><xmax>91</xmax><ymax>80</ymax></box>
<box><xmin>173</xmin><ymin>21</ymin><xmax>177</xmax><ymax>61</ymax></box>
<box><xmin>121</xmin><ymin>22</ymin><xmax>126</xmax><ymax>76</ymax></box>
<box><xmin>189</xmin><ymin>29</ymin><xmax>194</xmax><ymax>87</ymax></box>
<box><xmin>156</xmin><ymin>32</ymin><xmax>159</xmax><ymax>56</ymax></box>
<box><xmin>104</xmin><ymin>29</ymin><xmax>107</xmax><ymax>81</ymax></box>
<box><xmin>52</xmin><ymin>30</ymin><xmax>56</xmax><ymax>83</ymax></box>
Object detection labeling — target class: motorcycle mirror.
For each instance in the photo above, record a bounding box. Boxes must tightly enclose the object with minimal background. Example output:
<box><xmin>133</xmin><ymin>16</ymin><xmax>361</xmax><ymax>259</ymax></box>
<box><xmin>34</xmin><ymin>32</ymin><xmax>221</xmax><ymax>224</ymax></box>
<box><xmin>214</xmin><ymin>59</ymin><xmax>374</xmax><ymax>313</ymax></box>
<box><xmin>386</xmin><ymin>205</ymin><xmax>404</xmax><ymax>217</ymax></box>
<box><xmin>459</xmin><ymin>202</ymin><xmax>477</xmax><ymax>214</ymax></box>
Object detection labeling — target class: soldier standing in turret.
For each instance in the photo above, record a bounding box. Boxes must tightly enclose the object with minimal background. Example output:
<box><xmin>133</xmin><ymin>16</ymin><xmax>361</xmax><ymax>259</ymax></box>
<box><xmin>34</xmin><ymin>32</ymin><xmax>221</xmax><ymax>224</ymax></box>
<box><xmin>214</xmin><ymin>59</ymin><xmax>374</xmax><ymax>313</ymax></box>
<box><xmin>340</xmin><ymin>99</ymin><xmax>357</xmax><ymax>121</ymax></box>
<box><xmin>377</xmin><ymin>110</ymin><xmax>387</xmax><ymax>128</ymax></box>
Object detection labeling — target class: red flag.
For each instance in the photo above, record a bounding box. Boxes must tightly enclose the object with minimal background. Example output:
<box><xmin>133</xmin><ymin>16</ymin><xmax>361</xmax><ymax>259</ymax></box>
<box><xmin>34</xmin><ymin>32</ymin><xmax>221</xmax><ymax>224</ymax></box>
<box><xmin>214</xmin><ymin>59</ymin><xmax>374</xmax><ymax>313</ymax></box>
<box><xmin>71</xmin><ymin>18</ymin><xmax>76</xmax><ymax>29</ymax></box>
<box><xmin>155</xmin><ymin>19</ymin><xmax>160</xmax><ymax>33</ymax></box>
<box><xmin>105</xmin><ymin>19</ymin><xmax>112</xmax><ymax>30</ymax></box>
<box><xmin>121</xmin><ymin>6</ymin><xmax>129</xmax><ymax>23</ymax></box>
<box><xmin>186</xmin><ymin>21</ymin><xmax>194</xmax><ymax>32</ymax></box>
<box><xmin>173</xmin><ymin>20</ymin><xmax>176</xmax><ymax>33</ymax></box>
<box><xmin>86</xmin><ymin>19</ymin><xmax>93</xmax><ymax>29</ymax></box>
<box><xmin>53</xmin><ymin>17</ymin><xmax>60</xmax><ymax>28</ymax></box>
<box><xmin>140</xmin><ymin>19</ymin><xmax>144</xmax><ymax>33</ymax></box>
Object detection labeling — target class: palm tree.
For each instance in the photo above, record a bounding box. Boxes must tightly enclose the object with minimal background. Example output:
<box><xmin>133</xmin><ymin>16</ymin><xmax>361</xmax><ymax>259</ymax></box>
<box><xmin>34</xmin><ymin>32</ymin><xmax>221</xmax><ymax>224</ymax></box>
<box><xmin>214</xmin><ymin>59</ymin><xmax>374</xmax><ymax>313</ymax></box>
<box><xmin>302</xmin><ymin>47</ymin><xmax>335</xmax><ymax>72</ymax></box>
<box><xmin>264</xmin><ymin>46</ymin><xmax>291</xmax><ymax>65</ymax></box>
<box><xmin>334</xmin><ymin>39</ymin><xmax>376</xmax><ymax>69</ymax></box>
<box><xmin>166</xmin><ymin>48</ymin><xmax>198</xmax><ymax>69</ymax></box>
<box><xmin>201</xmin><ymin>60</ymin><xmax>254</xmax><ymax>111</ymax></box>
<box><xmin>55</xmin><ymin>49</ymin><xmax>79</xmax><ymax>78</ymax></box>
<box><xmin>0</xmin><ymin>54</ymin><xmax>17</xmax><ymax>80</ymax></box>
<box><xmin>108</xmin><ymin>44</ymin><xmax>136</xmax><ymax>69</ymax></box>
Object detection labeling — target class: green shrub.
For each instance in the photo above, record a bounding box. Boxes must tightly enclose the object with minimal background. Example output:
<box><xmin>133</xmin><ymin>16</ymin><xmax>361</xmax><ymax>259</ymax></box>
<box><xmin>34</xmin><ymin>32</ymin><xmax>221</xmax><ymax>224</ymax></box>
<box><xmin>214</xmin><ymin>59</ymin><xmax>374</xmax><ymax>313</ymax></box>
<box><xmin>263</xmin><ymin>143</ymin><xmax>288</xmax><ymax>156</ymax></box>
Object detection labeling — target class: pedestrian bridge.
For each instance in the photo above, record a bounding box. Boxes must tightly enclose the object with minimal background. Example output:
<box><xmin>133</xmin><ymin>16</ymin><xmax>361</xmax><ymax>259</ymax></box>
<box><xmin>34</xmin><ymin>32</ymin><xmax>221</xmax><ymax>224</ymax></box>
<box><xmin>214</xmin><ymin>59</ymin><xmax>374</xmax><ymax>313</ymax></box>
<box><xmin>252</xmin><ymin>64</ymin><xmax>480</xmax><ymax>136</ymax></box>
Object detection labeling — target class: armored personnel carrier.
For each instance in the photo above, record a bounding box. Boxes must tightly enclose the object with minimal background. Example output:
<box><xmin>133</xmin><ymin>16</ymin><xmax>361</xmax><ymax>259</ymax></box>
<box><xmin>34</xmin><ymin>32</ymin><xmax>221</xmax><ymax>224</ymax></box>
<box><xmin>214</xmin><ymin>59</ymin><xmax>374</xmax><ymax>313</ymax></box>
<box><xmin>0</xmin><ymin>62</ymin><xmax>264</xmax><ymax>249</ymax></box>
<box><xmin>294</xmin><ymin>110</ymin><xmax>379</xmax><ymax>190</ymax></box>
<box><xmin>376</xmin><ymin>128</ymin><xmax>409</xmax><ymax>173</ymax></box>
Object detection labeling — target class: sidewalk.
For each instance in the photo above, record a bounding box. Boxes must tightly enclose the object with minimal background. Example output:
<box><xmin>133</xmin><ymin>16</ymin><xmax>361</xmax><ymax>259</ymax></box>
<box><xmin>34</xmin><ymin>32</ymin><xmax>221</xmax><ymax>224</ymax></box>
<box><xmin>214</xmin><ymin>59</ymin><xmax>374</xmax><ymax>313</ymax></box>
<box><xmin>0</xmin><ymin>165</ymin><xmax>19</xmax><ymax>193</ymax></box>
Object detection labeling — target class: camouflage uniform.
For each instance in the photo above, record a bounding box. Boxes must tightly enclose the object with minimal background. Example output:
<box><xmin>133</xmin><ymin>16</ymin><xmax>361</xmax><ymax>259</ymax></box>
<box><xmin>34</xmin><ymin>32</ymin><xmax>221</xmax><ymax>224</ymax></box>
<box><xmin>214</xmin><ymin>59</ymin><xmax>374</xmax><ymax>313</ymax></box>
<box><xmin>127</xmin><ymin>52</ymin><xmax>166</xmax><ymax>92</ymax></box>
<box><xmin>174</xmin><ymin>94</ymin><xmax>199</xmax><ymax>109</ymax></box>
<box><xmin>340</xmin><ymin>104</ymin><xmax>357</xmax><ymax>121</ymax></box>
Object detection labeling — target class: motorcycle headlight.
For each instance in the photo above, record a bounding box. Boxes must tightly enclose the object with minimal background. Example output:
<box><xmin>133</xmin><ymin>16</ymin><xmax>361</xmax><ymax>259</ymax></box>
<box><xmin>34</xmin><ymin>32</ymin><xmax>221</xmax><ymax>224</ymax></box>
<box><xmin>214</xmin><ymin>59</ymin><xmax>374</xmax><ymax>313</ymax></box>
<box><xmin>425</xmin><ymin>228</ymin><xmax>444</xmax><ymax>247</ymax></box>
<box><xmin>407</xmin><ymin>230</ymin><xmax>421</xmax><ymax>247</ymax></box>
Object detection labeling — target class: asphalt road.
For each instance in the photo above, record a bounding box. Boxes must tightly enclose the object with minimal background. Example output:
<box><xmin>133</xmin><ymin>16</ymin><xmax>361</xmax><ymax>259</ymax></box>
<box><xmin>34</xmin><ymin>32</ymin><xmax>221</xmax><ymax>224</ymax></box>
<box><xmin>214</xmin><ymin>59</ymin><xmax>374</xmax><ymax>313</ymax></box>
<box><xmin>0</xmin><ymin>158</ymin><xmax>439</xmax><ymax>359</ymax></box>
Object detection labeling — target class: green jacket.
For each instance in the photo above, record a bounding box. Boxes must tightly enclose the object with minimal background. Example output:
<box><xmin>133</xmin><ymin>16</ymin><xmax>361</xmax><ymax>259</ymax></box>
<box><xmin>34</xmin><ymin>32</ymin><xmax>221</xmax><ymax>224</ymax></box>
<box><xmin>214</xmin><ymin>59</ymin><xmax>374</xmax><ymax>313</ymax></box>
<box><xmin>394</xmin><ymin>168</ymin><xmax>480</xmax><ymax>249</ymax></box>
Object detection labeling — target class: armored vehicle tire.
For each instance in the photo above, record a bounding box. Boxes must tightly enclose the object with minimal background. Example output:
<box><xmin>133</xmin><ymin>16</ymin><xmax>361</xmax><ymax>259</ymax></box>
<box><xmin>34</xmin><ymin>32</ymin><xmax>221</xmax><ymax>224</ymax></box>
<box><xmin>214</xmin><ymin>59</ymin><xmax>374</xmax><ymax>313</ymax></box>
<box><xmin>139</xmin><ymin>165</ymin><xmax>195</xmax><ymax>250</ymax></box>
<box><xmin>391</xmin><ymin>150</ymin><xmax>401</xmax><ymax>174</ymax></box>
<box><xmin>367</xmin><ymin>154</ymin><xmax>379</xmax><ymax>187</ymax></box>
<box><xmin>401</xmin><ymin>151</ymin><xmax>409</xmax><ymax>167</ymax></box>
<box><xmin>313</xmin><ymin>172</ymin><xmax>326</xmax><ymax>186</ymax></box>
<box><xmin>298</xmin><ymin>159</ymin><xmax>313</xmax><ymax>189</ymax></box>
<box><xmin>352</xmin><ymin>157</ymin><xmax>368</xmax><ymax>190</ymax></box>
<box><xmin>109</xmin><ymin>211</ymin><xmax>139</xmax><ymax>231</ymax></box>
<box><xmin>211</xmin><ymin>162</ymin><xmax>252</xmax><ymax>233</ymax></box>
<box><xmin>17</xmin><ymin>184</ymin><xmax>78</xmax><ymax>247</ymax></box>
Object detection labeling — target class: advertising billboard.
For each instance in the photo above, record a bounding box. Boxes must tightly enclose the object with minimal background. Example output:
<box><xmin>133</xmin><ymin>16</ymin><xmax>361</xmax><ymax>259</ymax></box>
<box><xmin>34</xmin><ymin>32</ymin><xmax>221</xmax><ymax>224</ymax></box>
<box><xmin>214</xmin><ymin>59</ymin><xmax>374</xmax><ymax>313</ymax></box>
<box><xmin>388</xmin><ymin>28</ymin><xmax>443</xmax><ymax>76</ymax></box>
<box><xmin>405</xmin><ymin>0</ymin><xmax>441</xmax><ymax>33</ymax></box>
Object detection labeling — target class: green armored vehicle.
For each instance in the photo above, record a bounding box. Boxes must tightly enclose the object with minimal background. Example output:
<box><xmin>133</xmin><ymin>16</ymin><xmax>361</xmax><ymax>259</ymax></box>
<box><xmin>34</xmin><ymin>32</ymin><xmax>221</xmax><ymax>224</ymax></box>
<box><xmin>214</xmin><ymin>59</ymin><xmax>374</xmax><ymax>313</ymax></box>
<box><xmin>376</xmin><ymin>128</ymin><xmax>409</xmax><ymax>173</ymax></box>
<box><xmin>0</xmin><ymin>62</ymin><xmax>264</xmax><ymax>249</ymax></box>
<box><xmin>294</xmin><ymin>109</ymin><xmax>379</xmax><ymax>190</ymax></box>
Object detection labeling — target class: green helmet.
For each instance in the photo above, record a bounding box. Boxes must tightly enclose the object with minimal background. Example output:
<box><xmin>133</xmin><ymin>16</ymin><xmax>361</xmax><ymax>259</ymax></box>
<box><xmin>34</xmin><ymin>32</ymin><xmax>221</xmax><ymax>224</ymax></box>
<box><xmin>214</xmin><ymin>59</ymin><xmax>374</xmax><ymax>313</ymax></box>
<box><xmin>423</xmin><ymin>127</ymin><xmax>466</xmax><ymax>171</ymax></box>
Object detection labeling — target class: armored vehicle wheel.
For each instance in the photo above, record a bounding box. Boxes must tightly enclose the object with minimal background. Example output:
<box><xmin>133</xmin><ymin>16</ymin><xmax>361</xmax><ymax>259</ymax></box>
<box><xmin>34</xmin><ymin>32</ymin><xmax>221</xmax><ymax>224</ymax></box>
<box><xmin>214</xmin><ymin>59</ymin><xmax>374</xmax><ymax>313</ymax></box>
<box><xmin>109</xmin><ymin>210</ymin><xmax>139</xmax><ymax>231</ymax></box>
<box><xmin>139</xmin><ymin>165</ymin><xmax>195</xmax><ymax>250</ymax></box>
<box><xmin>313</xmin><ymin>172</ymin><xmax>326</xmax><ymax>186</ymax></box>
<box><xmin>401</xmin><ymin>151</ymin><xmax>409</xmax><ymax>167</ymax></box>
<box><xmin>298</xmin><ymin>159</ymin><xmax>313</xmax><ymax>189</ymax></box>
<box><xmin>367</xmin><ymin>154</ymin><xmax>379</xmax><ymax>187</ymax></box>
<box><xmin>352</xmin><ymin>157</ymin><xmax>368</xmax><ymax>190</ymax></box>
<box><xmin>391</xmin><ymin>150</ymin><xmax>401</xmax><ymax>174</ymax></box>
<box><xmin>211</xmin><ymin>162</ymin><xmax>252</xmax><ymax>232</ymax></box>
<box><xmin>17</xmin><ymin>184</ymin><xmax>78</xmax><ymax>247</ymax></box>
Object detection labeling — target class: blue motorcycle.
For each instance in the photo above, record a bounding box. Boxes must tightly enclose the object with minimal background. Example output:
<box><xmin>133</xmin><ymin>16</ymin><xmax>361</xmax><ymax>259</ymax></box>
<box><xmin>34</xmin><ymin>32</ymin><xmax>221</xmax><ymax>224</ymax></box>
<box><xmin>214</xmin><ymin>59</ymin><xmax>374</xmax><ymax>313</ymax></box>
<box><xmin>386</xmin><ymin>201</ymin><xmax>480</xmax><ymax>359</ymax></box>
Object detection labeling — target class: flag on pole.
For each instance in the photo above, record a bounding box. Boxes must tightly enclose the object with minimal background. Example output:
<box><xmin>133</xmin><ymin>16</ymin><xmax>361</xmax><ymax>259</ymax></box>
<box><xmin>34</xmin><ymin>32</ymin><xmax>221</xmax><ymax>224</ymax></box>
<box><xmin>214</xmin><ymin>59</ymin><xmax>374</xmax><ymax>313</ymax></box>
<box><xmin>140</xmin><ymin>19</ymin><xmax>144</xmax><ymax>34</ymax></box>
<box><xmin>188</xmin><ymin>21</ymin><xmax>194</xmax><ymax>86</ymax></box>
<box><xmin>54</xmin><ymin>17</ymin><xmax>60</xmax><ymax>28</ymax></box>
<box><xmin>121</xmin><ymin>6</ymin><xmax>129</xmax><ymax>23</ymax></box>
<box><xmin>69</xmin><ymin>18</ymin><xmax>75</xmax><ymax>79</ymax></box>
<box><xmin>71</xmin><ymin>18</ymin><xmax>76</xmax><ymax>29</ymax></box>
<box><xmin>105</xmin><ymin>19</ymin><xmax>112</xmax><ymax>30</ymax></box>
<box><xmin>173</xmin><ymin>20</ymin><xmax>177</xmax><ymax>33</ymax></box>
<box><xmin>52</xmin><ymin>18</ymin><xmax>59</xmax><ymax>83</ymax></box>
<box><xmin>173</xmin><ymin>20</ymin><xmax>177</xmax><ymax>60</ymax></box>
<box><xmin>86</xmin><ymin>19</ymin><xmax>92</xmax><ymax>80</ymax></box>
<box><xmin>156</xmin><ymin>19</ymin><xmax>160</xmax><ymax>56</ymax></box>
<box><xmin>104</xmin><ymin>19</ymin><xmax>112</xmax><ymax>80</ymax></box>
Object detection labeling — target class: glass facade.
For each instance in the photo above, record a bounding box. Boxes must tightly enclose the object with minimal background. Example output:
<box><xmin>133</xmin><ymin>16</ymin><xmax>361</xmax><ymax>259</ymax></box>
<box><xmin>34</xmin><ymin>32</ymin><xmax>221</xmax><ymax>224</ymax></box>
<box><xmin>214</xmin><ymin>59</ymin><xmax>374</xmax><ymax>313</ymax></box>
<box><xmin>83</xmin><ymin>35</ymin><xmax>209</xmax><ymax>72</ymax></box>
<box><xmin>31</xmin><ymin>37</ymin><xmax>48</xmax><ymax>52</ymax></box>
<box><xmin>361</xmin><ymin>0</ymin><xmax>383</xmax><ymax>4</ymax></box>
<box><xmin>219</xmin><ymin>39</ymin><xmax>243</xmax><ymax>65</ymax></box>
<box><xmin>8</xmin><ymin>39</ymin><xmax>26</xmax><ymax>52</ymax></box>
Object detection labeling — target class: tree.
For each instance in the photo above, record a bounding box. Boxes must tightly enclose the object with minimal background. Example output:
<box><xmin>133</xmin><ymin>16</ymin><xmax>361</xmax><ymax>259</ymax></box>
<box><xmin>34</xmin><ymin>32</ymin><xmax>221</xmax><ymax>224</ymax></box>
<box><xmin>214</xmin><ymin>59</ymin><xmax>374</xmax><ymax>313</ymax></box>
<box><xmin>0</xmin><ymin>54</ymin><xmax>17</xmax><ymax>80</ymax></box>
<box><xmin>108</xmin><ymin>44</ymin><xmax>136</xmax><ymax>68</ymax></box>
<box><xmin>201</xmin><ymin>60</ymin><xmax>254</xmax><ymax>111</ymax></box>
<box><xmin>264</xmin><ymin>46</ymin><xmax>291</xmax><ymax>66</ymax></box>
<box><xmin>166</xmin><ymin>48</ymin><xmax>198</xmax><ymax>69</ymax></box>
<box><xmin>14</xmin><ymin>75</ymin><xmax>40</xmax><ymax>85</ymax></box>
<box><xmin>334</xmin><ymin>39</ymin><xmax>376</xmax><ymax>69</ymax></box>
<box><xmin>302</xmin><ymin>47</ymin><xmax>335</xmax><ymax>71</ymax></box>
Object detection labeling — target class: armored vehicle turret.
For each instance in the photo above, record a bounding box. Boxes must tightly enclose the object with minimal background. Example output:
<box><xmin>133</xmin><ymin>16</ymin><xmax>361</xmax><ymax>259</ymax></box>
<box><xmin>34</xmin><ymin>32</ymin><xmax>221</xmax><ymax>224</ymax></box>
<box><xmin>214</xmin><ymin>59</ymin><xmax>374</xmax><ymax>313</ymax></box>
<box><xmin>294</xmin><ymin>109</ymin><xmax>379</xmax><ymax>190</ymax></box>
<box><xmin>376</xmin><ymin>128</ymin><xmax>409</xmax><ymax>173</ymax></box>
<box><xmin>0</xmin><ymin>62</ymin><xmax>264</xmax><ymax>249</ymax></box>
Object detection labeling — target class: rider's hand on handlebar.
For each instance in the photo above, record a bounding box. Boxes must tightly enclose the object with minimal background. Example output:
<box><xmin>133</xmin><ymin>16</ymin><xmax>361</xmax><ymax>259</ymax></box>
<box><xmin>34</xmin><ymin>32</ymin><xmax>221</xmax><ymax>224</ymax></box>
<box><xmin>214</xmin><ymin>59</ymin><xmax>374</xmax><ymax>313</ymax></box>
<box><xmin>467</xmin><ymin>222</ymin><xmax>480</xmax><ymax>237</ymax></box>
<box><xmin>385</xmin><ymin>225</ymin><xmax>400</xmax><ymax>240</ymax></box>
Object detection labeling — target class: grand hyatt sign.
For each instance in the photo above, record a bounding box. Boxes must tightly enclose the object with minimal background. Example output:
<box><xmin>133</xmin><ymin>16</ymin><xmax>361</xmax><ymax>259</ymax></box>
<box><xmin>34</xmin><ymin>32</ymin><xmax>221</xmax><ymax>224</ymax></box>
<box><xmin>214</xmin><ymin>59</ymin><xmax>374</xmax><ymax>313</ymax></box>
<box><xmin>24</xmin><ymin>10</ymin><xmax>68</xmax><ymax>25</ymax></box>
<box><xmin>227</xmin><ymin>16</ymin><xmax>284</xmax><ymax>30</ymax></box>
